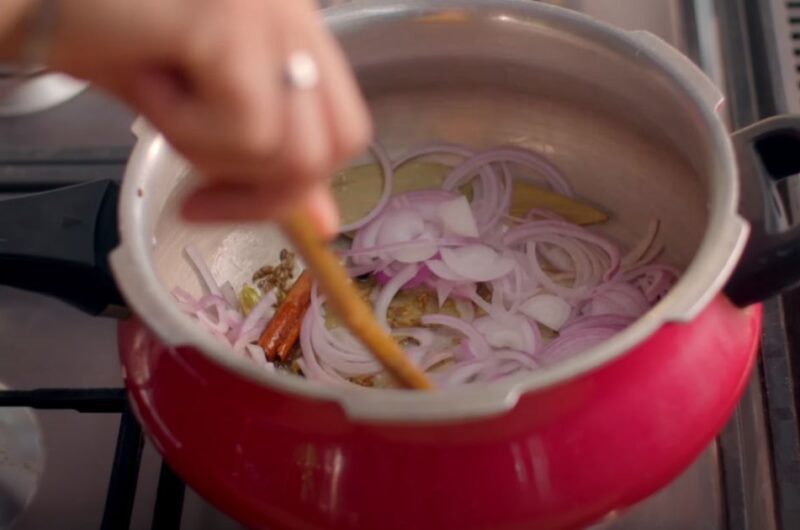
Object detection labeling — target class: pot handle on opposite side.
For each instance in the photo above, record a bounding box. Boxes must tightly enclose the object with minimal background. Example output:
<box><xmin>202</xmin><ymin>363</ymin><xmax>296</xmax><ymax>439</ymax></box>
<box><xmin>725</xmin><ymin>115</ymin><xmax>800</xmax><ymax>306</ymax></box>
<box><xmin>0</xmin><ymin>179</ymin><xmax>126</xmax><ymax>316</ymax></box>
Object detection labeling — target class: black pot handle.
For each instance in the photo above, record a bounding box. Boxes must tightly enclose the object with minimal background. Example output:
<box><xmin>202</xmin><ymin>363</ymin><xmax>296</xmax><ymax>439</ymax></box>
<box><xmin>725</xmin><ymin>115</ymin><xmax>800</xmax><ymax>306</ymax></box>
<box><xmin>0</xmin><ymin>180</ymin><xmax>127</xmax><ymax>316</ymax></box>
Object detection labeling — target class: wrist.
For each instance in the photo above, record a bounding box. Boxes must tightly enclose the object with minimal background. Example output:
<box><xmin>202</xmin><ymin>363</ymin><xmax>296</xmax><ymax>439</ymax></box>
<box><xmin>0</xmin><ymin>0</ymin><xmax>38</xmax><ymax>62</ymax></box>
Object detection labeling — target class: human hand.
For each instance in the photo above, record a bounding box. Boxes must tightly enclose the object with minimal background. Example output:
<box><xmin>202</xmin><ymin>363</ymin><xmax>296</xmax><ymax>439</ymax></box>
<box><xmin>44</xmin><ymin>0</ymin><xmax>371</xmax><ymax>235</ymax></box>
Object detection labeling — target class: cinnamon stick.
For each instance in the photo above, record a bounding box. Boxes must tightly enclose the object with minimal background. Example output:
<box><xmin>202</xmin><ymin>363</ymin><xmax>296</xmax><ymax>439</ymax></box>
<box><xmin>258</xmin><ymin>270</ymin><xmax>312</xmax><ymax>361</ymax></box>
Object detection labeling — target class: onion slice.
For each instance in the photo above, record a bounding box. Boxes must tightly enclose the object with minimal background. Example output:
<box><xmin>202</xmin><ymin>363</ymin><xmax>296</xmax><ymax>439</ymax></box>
<box><xmin>421</xmin><ymin>314</ymin><xmax>492</xmax><ymax>359</ymax></box>
<box><xmin>339</xmin><ymin>143</ymin><xmax>395</xmax><ymax>232</ymax></box>
<box><xmin>438</xmin><ymin>195</ymin><xmax>479</xmax><ymax>238</ymax></box>
<box><xmin>519</xmin><ymin>294</ymin><xmax>572</xmax><ymax>331</ymax></box>
<box><xmin>440</xmin><ymin>245</ymin><xmax>516</xmax><ymax>282</ymax></box>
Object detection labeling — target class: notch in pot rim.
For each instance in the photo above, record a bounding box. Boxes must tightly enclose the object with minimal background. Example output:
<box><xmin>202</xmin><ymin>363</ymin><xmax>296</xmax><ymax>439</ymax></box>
<box><xmin>111</xmin><ymin>0</ymin><xmax>746</xmax><ymax>422</ymax></box>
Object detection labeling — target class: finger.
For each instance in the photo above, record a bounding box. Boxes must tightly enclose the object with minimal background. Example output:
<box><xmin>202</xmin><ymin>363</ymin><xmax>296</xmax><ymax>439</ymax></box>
<box><xmin>132</xmin><ymin>18</ymin><xmax>284</xmax><ymax>165</ymax></box>
<box><xmin>181</xmin><ymin>182</ymin><xmax>304</xmax><ymax>223</ymax></box>
<box><xmin>304</xmin><ymin>15</ymin><xmax>372</xmax><ymax>163</ymax></box>
<box><xmin>267</xmin><ymin>8</ymin><xmax>333</xmax><ymax>185</ymax></box>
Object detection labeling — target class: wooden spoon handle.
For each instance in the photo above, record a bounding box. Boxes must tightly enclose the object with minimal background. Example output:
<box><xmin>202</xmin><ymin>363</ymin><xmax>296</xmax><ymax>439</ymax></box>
<box><xmin>281</xmin><ymin>210</ymin><xmax>434</xmax><ymax>390</ymax></box>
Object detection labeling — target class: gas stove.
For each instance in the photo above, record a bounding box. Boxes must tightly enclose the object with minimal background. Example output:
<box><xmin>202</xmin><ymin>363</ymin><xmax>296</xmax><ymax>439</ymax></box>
<box><xmin>1</xmin><ymin>1</ymin><xmax>799</xmax><ymax>529</ymax></box>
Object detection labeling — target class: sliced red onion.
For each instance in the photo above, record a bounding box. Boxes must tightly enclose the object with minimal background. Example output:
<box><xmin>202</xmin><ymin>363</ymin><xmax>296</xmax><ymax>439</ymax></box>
<box><xmin>326</xmin><ymin>326</ymin><xmax>368</xmax><ymax>356</ymax></box>
<box><xmin>299</xmin><ymin>310</ymin><xmax>351</xmax><ymax>385</ymax></box>
<box><xmin>519</xmin><ymin>293</ymin><xmax>573</xmax><ymax>331</ymax></box>
<box><xmin>311</xmin><ymin>322</ymin><xmax>383</xmax><ymax>375</ymax></box>
<box><xmin>465</xmin><ymin>289</ymin><xmax>506</xmax><ymax>321</ymax></box>
<box><xmin>310</xmin><ymin>286</ymin><xmax>380</xmax><ymax>360</ymax></box>
<box><xmin>426</xmin><ymin>259</ymin><xmax>471</xmax><ymax>282</ymax></box>
<box><xmin>440</xmin><ymin>361</ymin><xmax>487</xmax><ymax>385</ymax></box>
<box><xmin>559</xmin><ymin>314</ymin><xmax>635</xmax><ymax>336</ymax></box>
<box><xmin>473</xmin><ymin>315</ymin><xmax>538</xmax><ymax>354</ymax></box>
<box><xmin>636</xmin><ymin>241</ymin><xmax>666</xmax><ymax>271</ymax></box>
<box><xmin>421</xmin><ymin>314</ymin><xmax>491</xmax><ymax>359</ymax></box>
<box><xmin>584</xmin><ymin>281</ymin><xmax>649</xmax><ymax>318</ymax></box>
<box><xmin>526</xmin><ymin>241</ymin><xmax>590</xmax><ymax>300</ymax></box>
<box><xmin>539</xmin><ymin>243</ymin><xmax>574</xmax><ymax>272</ymax></box>
<box><xmin>420</xmin><ymin>350</ymin><xmax>454</xmax><ymax>371</ymax></box>
<box><xmin>376</xmin><ymin>209</ymin><xmax>439</xmax><ymax>263</ymax></box>
<box><xmin>339</xmin><ymin>143</ymin><xmax>395</xmax><ymax>233</ymax></box>
<box><xmin>442</xmin><ymin>146</ymin><xmax>573</xmax><ymax>197</ymax></box>
<box><xmin>349</xmin><ymin>212</ymin><xmax>388</xmax><ymax>266</ymax></box>
<box><xmin>185</xmin><ymin>245</ymin><xmax>221</xmax><ymax>296</ymax></box>
<box><xmin>623</xmin><ymin>220</ymin><xmax>660</xmax><ymax>268</ymax></box>
<box><xmin>623</xmin><ymin>264</ymin><xmax>679</xmax><ymax>302</ymax></box>
<box><xmin>494</xmin><ymin>350</ymin><xmax>539</xmax><ymax>370</ymax></box>
<box><xmin>391</xmin><ymin>189</ymin><xmax>459</xmax><ymax>221</ymax></box>
<box><xmin>220</xmin><ymin>281</ymin><xmax>238</xmax><ymax>309</ymax></box>
<box><xmin>190</xmin><ymin>295</ymin><xmax>237</xmax><ymax>332</ymax></box>
<box><xmin>504</xmin><ymin>220</ymin><xmax>621</xmax><ymax>280</ymax></box>
<box><xmin>481</xmin><ymin>163</ymin><xmax>514</xmax><ymax>233</ymax></box>
<box><xmin>307</xmin><ymin>295</ymin><xmax>384</xmax><ymax>374</ymax></box>
<box><xmin>440</xmin><ymin>244</ymin><xmax>516</xmax><ymax>282</ymax></box>
<box><xmin>374</xmin><ymin>264</ymin><xmax>419</xmax><ymax>329</ymax></box>
<box><xmin>375</xmin><ymin>264</ymin><xmax>432</xmax><ymax>289</ymax></box>
<box><xmin>538</xmin><ymin>329</ymin><xmax>617</xmax><ymax>364</ymax></box>
<box><xmin>434</xmin><ymin>280</ymin><xmax>456</xmax><ymax>307</ymax></box>
<box><xmin>438</xmin><ymin>195</ymin><xmax>479</xmax><ymax>238</ymax></box>
<box><xmin>244</xmin><ymin>344</ymin><xmax>273</xmax><ymax>371</ymax></box>
<box><xmin>232</xmin><ymin>291</ymin><xmax>276</xmax><ymax>349</ymax></box>
<box><xmin>240</xmin><ymin>291</ymin><xmax>276</xmax><ymax>333</ymax></box>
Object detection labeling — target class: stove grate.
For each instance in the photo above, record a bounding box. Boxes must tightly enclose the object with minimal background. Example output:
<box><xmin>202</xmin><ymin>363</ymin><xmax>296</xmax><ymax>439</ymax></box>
<box><xmin>0</xmin><ymin>388</ymin><xmax>186</xmax><ymax>530</ymax></box>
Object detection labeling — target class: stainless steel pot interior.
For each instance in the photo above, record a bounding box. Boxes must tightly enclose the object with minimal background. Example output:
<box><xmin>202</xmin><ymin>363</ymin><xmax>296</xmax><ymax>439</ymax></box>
<box><xmin>112</xmin><ymin>0</ymin><xmax>748</xmax><ymax>421</ymax></box>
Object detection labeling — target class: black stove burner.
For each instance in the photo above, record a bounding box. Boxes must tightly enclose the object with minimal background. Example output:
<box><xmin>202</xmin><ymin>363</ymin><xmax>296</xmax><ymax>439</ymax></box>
<box><xmin>0</xmin><ymin>388</ymin><xmax>185</xmax><ymax>530</ymax></box>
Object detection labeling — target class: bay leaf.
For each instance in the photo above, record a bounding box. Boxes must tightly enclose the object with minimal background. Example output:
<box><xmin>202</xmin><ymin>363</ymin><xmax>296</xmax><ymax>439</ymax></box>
<box><xmin>510</xmin><ymin>181</ymin><xmax>608</xmax><ymax>224</ymax></box>
<box><xmin>333</xmin><ymin>161</ymin><xmax>608</xmax><ymax>227</ymax></box>
<box><xmin>332</xmin><ymin>161</ymin><xmax>449</xmax><ymax>226</ymax></box>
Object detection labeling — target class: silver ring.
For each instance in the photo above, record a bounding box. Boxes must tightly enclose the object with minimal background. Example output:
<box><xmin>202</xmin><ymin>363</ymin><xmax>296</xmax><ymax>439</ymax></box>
<box><xmin>284</xmin><ymin>51</ymin><xmax>320</xmax><ymax>91</ymax></box>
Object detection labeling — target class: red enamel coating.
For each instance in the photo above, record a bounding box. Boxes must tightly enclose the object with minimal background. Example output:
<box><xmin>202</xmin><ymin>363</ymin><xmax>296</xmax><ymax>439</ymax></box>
<box><xmin>119</xmin><ymin>296</ymin><xmax>761</xmax><ymax>530</ymax></box>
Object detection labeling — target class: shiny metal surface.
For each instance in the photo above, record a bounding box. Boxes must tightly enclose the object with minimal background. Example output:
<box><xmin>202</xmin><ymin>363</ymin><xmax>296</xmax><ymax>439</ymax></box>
<box><xmin>0</xmin><ymin>1</ymin><xmax>777</xmax><ymax>529</ymax></box>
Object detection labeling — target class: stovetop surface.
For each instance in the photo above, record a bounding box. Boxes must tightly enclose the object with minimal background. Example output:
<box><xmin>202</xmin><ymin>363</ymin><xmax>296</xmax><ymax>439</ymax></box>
<box><xmin>1</xmin><ymin>1</ymin><xmax>798</xmax><ymax>529</ymax></box>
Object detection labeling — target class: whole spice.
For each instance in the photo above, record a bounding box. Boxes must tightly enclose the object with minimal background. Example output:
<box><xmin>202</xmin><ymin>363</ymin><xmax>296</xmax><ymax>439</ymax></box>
<box><xmin>258</xmin><ymin>271</ymin><xmax>312</xmax><ymax>361</ymax></box>
<box><xmin>253</xmin><ymin>249</ymin><xmax>296</xmax><ymax>303</ymax></box>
